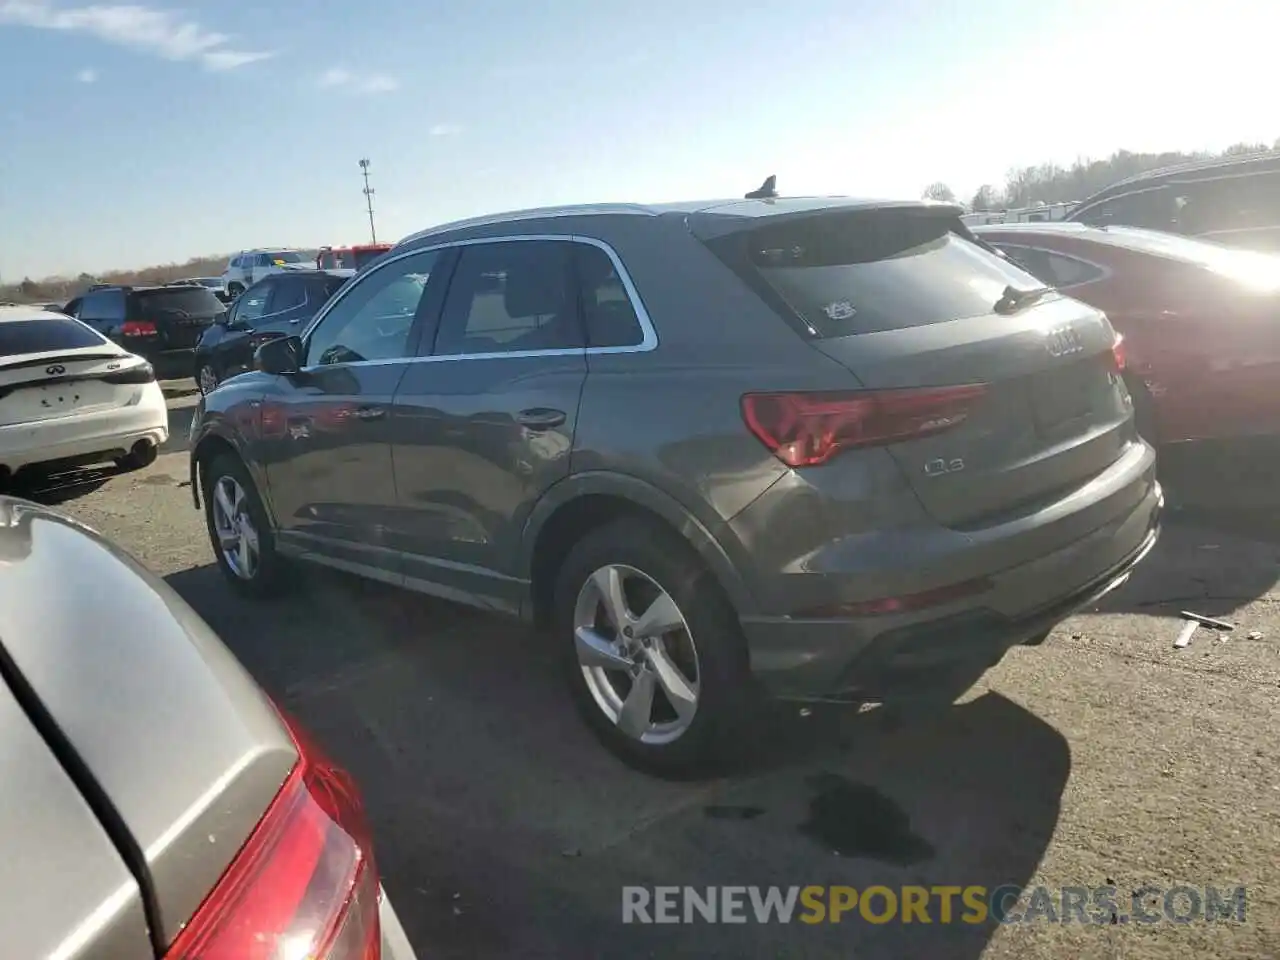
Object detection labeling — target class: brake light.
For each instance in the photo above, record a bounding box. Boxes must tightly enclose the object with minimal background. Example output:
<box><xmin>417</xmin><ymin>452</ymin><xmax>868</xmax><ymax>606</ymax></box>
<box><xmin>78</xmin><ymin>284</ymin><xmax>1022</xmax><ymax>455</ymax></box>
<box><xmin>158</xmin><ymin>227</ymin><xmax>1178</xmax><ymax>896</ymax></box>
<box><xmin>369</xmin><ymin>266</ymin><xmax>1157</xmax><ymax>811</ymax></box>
<box><xmin>165</xmin><ymin>713</ymin><xmax>380</xmax><ymax>960</ymax></box>
<box><xmin>102</xmin><ymin>361</ymin><xmax>155</xmax><ymax>384</ymax></box>
<box><xmin>121</xmin><ymin>320</ymin><xmax>157</xmax><ymax>337</ymax></box>
<box><xmin>741</xmin><ymin>385</ymin><xmax>987</xmax><ymax>467</ymax></box>
<box><xmin>1110</xmin><ymin>333</ymin><xmax>1127</xmax><ymax>372</ymax></box>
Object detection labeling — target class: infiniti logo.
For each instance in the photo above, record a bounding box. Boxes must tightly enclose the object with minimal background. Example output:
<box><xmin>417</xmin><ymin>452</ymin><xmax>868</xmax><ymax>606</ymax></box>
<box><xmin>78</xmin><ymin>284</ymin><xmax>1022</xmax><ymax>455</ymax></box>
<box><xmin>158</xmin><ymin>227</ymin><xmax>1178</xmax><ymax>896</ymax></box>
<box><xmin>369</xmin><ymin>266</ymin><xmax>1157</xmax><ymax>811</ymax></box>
<box><xmin>46</xmin><ymin>364</ymin><xmax>66</xmax><ymax>375</ymax></box>
<box><xmin>1045</xmin><ymin>324</ymin><xmax>1085</xmax><ymax>358</ymax></box>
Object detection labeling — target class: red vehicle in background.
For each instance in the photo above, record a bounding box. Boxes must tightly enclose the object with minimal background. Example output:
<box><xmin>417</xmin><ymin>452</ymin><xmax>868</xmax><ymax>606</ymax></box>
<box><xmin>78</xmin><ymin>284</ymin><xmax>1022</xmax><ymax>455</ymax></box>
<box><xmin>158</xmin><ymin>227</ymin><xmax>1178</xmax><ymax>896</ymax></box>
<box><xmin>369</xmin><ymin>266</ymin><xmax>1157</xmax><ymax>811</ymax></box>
<box><xmin>317</xmin><ymin>243</ymin><xmax>391</xmax><ymax>271</ymax></box>
<box><xmin>974</xmin><ymin>222</ymin><xmax>1280</xmax><ymax>446</ymax></box>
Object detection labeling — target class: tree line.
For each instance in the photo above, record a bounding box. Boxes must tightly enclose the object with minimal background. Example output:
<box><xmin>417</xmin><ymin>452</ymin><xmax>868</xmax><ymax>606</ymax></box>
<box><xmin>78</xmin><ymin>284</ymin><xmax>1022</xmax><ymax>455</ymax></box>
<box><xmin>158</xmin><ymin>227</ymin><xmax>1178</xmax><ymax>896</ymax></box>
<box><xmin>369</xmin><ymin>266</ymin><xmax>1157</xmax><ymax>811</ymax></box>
<box><xmin>922</xmin><ymin>139</ymin><xmax>1280</xmax><ymax>211</ymax></box>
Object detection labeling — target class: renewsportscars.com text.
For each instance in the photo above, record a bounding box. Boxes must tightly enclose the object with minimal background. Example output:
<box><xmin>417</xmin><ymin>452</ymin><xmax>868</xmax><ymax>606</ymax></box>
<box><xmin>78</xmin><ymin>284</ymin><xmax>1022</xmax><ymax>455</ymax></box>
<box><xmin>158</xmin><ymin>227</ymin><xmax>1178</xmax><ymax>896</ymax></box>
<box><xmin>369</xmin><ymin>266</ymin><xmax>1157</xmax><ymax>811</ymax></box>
<box><xmin>621</xmin><ymin>885</ymin><xmax>1247</xmax><ymax>925</ymax></box>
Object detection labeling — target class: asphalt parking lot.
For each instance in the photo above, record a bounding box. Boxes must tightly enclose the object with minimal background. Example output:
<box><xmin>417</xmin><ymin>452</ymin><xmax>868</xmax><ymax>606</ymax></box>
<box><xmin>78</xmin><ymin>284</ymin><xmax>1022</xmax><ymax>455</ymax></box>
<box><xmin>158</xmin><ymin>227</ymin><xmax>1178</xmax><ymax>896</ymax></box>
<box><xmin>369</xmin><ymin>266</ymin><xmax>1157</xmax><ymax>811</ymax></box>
<box><xmin>16</xmin><ymin>387</ymin><xmax>1280</xmax><ymax>959</ymax></box>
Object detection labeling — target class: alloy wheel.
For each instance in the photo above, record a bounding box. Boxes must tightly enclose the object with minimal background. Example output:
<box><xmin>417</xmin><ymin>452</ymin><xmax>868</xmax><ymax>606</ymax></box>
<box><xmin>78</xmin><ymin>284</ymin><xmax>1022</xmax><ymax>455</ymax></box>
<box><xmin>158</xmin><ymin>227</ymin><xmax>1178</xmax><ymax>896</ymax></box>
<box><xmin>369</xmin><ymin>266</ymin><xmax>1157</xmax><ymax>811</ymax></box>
<box><xmin>211</xmin><ymin>475</ymin><xmax>259</xmax><ymax>580</ymax></box>
<box><xmin>197</xmin><ymin>366</ymin><xmax>218</xmax><ymax>396</ymax></box>
<box><xmin>572</xmin><ymin>564</ymin><xmax>701</xmax><ymax>745</ymax></box>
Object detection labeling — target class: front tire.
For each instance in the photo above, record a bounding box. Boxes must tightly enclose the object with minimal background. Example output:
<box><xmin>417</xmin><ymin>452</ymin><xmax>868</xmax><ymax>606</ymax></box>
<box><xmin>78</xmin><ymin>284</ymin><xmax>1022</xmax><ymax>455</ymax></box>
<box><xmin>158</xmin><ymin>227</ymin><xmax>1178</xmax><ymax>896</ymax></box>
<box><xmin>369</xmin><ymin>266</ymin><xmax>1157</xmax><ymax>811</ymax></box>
<box><xmin>202</xmin><ymin>452</ymin><xmax>290</xmax><ymax>597</ymax></box>
<box><xmin>226</xmin><ymin>281</ymin><xmax>245</xmax><ymax>299</ymax></box>
<box><xmin>553</xmin><ymin>518</ymin><xmax>753</xmax><ymax>778</ymax></box>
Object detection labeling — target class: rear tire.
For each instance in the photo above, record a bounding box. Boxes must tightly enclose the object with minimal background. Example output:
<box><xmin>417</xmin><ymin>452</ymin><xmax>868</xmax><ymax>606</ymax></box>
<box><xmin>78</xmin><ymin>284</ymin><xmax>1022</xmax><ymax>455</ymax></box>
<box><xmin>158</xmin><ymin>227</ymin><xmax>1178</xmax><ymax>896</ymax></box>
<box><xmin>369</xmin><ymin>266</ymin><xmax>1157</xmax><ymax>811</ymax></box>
<box><xmin>552</xmin><ymin>518</ymin><xmax>754</xmax><ymax>778</ymax></box>
<box><xmin>202</xmin><ymin>451</ymin><xmax>290</xmax><ymax>597</ymax></box>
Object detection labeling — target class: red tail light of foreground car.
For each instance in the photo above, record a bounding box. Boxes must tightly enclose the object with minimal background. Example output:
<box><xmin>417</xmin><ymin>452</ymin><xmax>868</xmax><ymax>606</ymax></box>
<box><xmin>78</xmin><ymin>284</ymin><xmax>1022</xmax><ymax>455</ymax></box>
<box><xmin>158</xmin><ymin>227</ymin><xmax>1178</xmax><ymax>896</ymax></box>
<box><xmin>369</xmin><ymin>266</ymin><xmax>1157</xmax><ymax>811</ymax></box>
<box><xmin>165</xmin><ymin>712</ymin><xmax>381</xmax><ymax>960</ymax></box>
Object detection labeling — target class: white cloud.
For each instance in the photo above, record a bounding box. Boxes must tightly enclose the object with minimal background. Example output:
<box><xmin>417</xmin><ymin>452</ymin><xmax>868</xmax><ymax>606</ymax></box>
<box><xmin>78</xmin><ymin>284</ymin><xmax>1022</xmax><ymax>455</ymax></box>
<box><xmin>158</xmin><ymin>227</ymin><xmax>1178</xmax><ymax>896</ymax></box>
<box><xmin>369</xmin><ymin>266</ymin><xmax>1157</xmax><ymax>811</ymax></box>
<box><xmin>0</xmin><ymin>1</ymin><xmax>274</xmax><ymax>70</ymax></box>
<box><xmin>317</xmin><ymin>66</ymin><xmax>398</xmax><ymax>94</ymax></box>
<box><xmin>428</xmin><ymin>123</ymin><xmax>460</xmax><ymax>137</ymax></box>
<box><xmin>75</xmin><ymin>66</ymin><xmax>96</xmax><ymax>82</ymax></box>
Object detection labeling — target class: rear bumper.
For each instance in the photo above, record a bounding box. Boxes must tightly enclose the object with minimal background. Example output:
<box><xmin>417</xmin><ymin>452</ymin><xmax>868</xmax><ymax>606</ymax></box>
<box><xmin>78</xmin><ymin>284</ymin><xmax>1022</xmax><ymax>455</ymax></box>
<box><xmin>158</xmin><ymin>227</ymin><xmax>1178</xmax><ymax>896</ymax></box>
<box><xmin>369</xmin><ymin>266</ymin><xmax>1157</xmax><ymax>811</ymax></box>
<box><xmin>741</xmin><ymin>473</ymin><xmax>1163</xmax><ymax>701</ymax></box>
<box><xmin>0</xmin><ymin>385</ymin><xmax>169</xmax><ymax>472</ymax></box>
<box><xmin>379</xmin><ymin>886</ymin><xmax>419</xmax><ymax>960</ymax></box>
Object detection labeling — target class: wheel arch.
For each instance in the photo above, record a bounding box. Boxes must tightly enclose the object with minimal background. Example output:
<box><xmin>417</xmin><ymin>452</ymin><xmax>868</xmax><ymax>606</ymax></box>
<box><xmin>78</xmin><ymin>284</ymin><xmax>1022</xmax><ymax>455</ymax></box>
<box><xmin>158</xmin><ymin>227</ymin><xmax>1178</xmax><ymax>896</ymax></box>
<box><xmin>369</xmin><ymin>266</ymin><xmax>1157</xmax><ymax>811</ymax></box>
<box><xmin>190</xmin><ymin>429</ymin><xmax>276</xmax><ymax>527</ymax></box>
<box><xmin>521</xmin><ymin>472</ymin><xmax>759</xmax><ymax>628</ymax></box>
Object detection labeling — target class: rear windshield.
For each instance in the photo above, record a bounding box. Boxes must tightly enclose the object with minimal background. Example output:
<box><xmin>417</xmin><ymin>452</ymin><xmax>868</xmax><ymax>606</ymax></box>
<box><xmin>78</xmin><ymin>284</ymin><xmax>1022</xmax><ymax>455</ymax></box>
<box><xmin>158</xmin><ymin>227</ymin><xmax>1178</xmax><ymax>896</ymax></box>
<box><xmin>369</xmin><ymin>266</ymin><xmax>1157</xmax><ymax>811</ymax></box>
<box><xmin>705</xmin><ymin>210</ymin><xmax>1045</xmax><ymax>337</ymax></box>
<box><xmin>0</xmin><ymin>317</ymin><xmax>106</xmax><ymax>357</ymax></box>
<box><xmin>1104</xmin><ymin>227</ymin><xmax>1280</xmax><ymax>291</ymax></box>
<box><xmin>131</xmin><ymin>287</ymin><xmax>225</xmax><ymax>316</ymax></box>
<box><xmin>268</xmin><ymin>250</ymin><xmax>305</xmax><ymax>264</ymax></box>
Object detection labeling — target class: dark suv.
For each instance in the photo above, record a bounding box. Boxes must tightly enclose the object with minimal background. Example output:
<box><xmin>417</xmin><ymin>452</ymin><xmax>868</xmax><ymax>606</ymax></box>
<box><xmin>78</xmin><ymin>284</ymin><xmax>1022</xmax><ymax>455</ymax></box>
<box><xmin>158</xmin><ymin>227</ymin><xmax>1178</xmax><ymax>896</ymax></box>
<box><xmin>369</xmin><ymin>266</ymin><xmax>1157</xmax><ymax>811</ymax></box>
<box><xmin>73</xmin><ymin>284</ymin><xmax>227</xmax><ymax>380</ymax></box>
<box><xmin>190</xmin><ymin>196</ymin><xmax>1162</xmax><ymax>774</ymax></box>
<box><xmin>193</xmin><ymin>270</ymin><xmax>351</xmax><ymax>395</ymax></box>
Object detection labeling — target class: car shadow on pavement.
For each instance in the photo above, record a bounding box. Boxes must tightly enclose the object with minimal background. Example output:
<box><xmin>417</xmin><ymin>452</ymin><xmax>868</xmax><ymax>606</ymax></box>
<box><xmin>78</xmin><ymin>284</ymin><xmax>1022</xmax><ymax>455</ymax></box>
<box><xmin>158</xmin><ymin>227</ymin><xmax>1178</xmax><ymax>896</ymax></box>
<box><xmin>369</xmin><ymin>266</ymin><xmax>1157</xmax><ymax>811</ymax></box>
<box><xmin>1097</xmin><ymin>446</ymin><xmax>1280</xmax><ymax>624</ymax></box>
<box><xmin>166</xmin><ymin>561</ymin><xmax>1070</xmax><ymax>960</ymax></box>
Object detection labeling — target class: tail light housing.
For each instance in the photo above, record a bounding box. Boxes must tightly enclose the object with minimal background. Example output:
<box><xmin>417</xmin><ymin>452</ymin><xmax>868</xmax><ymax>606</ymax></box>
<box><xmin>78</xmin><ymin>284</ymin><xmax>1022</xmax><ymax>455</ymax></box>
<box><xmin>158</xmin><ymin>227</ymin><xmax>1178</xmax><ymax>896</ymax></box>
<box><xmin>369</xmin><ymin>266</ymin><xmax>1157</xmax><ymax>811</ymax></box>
<box><xmin>741</xmin><ymin>385</ymin><xmax>987</xmax><ymax>467</ymax></box>
<box><xmin>165</xmin><ymin>711</ymin><xmax>381</xmax><ymax>960</ymax></box>
<box><xmin>1109</xmin><ymin>333</ymin><xmax>1127</xmax><ymax>372</ymax></box>
<box><xmin>121</xmin><ymin>320</ymin><xmax>157</xmax><ymax>337</ymax></box>
<box><xmin>102</xmin><ymin>361</ymin><xmax>156</xmax><ymax>384</ymax></box>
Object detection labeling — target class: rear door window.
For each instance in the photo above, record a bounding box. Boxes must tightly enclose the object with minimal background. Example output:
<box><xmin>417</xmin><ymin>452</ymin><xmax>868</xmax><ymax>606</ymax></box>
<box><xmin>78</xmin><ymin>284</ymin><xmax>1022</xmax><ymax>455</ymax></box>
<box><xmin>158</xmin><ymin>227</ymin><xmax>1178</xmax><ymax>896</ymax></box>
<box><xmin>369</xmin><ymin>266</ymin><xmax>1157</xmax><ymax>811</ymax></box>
<box><xmin>704</xmin><ymin>210</ymin><xmax>1045</xmax><ymax>337</ymax></box>
<box><xmin>0</xmin><ymin>316</ymin><xmax>107</xmax><ymax>357</ymax></box>
<box><xmin>994</xmin><ymin>245</ymin><xmax>1105</xmax><ymax>288</ymax></box>
<box><xmin>433</xmin><ymin>241</ymin><xmax>580</xmax><ymax>355</ymax></box>
<box><xmin>130</xmin><ymin>287</ymin><xmax>225</xmax><ymax>318</ymax></box>
<box><xmin>573</xmin><ymin>244</ymin><xmax>644</xmax><ymax>348</ymax></box>
<box><xmin>268</xmin><ymin>276</ymin><xmax>308</xmax><ymax>313</ymax></box>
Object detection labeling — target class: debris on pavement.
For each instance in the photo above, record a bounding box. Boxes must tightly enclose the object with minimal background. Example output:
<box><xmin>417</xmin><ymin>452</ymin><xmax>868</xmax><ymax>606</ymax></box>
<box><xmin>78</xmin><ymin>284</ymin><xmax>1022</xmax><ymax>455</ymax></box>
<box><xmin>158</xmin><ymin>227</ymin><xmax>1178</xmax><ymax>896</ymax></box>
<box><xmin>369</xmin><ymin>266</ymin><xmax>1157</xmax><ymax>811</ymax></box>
<box><xmin>1248</xmin><ymin>630</ymin><xmax>1265</xmax><ymax>641</ymax></box>
<box><xmin>1180</xmin><ymin>610</ymin><xmax>1236</xmax><ymax>631</ymax></box>
<box><xmin>1174</xmin><ymin>621</ymin><xmax>1199</xmax><ymax>649</ymax></box>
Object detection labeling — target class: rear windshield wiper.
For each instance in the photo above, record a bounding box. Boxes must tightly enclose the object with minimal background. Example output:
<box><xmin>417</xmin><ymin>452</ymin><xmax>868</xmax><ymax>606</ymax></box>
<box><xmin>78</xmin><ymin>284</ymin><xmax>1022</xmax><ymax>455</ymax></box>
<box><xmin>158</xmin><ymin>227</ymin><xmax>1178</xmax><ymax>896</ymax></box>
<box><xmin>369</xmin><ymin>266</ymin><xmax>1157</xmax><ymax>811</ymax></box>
<box><xmin>993</xmin><ymin>284</ymin><xmax>1055</xmax><ymax>315</ymax></box>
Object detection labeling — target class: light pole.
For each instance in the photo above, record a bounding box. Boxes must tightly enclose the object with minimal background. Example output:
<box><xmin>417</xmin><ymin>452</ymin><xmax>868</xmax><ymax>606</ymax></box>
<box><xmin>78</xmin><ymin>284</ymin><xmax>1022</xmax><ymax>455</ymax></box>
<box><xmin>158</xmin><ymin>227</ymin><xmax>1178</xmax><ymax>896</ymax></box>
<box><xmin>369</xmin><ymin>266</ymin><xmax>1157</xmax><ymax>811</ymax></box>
<box><xmin>359</xmin><ymin>158</ymin><xmax>378</xmax><ymax>244</ymax></box>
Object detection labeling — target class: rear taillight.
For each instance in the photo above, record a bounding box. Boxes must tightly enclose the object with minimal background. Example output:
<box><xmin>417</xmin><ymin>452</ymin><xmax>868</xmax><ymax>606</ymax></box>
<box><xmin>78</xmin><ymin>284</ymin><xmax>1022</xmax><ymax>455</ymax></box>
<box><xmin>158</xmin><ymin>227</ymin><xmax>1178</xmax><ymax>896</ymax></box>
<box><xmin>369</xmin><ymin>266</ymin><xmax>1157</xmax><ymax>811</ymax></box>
<box><xmin>1110</xmin><ymin>333</ymin><xmax>1127</xmax><ymax>372</ymax></box>
<box><xmin>165</xmin><ymin>714</ymin><xmax>380</xmax><ymax>960</ymax></box>
<box><xmin>121</xmin><ymin>320</ymin><xmax>157</xmax><ymax>337</ymax></box>
<box><xmin>741</xmin><ymin>385</ymin><xmax>987</xmax><ymax>467</ymax></box>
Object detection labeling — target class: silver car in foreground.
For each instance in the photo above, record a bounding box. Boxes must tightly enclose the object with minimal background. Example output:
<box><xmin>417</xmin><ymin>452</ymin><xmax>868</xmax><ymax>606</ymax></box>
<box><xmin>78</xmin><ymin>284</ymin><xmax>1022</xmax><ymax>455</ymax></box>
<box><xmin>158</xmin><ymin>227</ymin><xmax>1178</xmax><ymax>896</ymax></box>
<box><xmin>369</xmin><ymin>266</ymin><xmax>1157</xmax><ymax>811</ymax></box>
<box><xmin>0</xmin><ymin>496</ymin><xmax>416</xmax><ymax>960</ymax></box>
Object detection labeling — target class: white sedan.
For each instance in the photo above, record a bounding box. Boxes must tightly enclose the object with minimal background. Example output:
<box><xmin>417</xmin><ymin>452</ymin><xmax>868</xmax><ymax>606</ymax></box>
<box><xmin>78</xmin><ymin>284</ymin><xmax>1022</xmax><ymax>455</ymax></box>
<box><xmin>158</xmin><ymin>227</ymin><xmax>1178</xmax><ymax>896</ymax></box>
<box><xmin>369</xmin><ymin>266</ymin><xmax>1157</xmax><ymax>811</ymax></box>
<box><xmin>0</xmin><ymin>306</ymin><xmax>168</xmax><ymax>481</ymax></box>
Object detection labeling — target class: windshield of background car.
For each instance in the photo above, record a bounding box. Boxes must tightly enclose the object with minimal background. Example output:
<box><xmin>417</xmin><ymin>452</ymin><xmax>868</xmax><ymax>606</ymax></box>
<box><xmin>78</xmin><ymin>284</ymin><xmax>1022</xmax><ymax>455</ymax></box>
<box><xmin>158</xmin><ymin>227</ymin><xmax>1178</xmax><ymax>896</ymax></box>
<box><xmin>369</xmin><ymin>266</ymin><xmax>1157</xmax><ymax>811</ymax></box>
<box><xmin>1105</xmin><ymin>227</ymin><xmax>1280</xmax><ymax>292</ymax></box>
<box><xmin>705</xmin><ymin>209</ymin><xmax>1046</xmax><ymax>337</ymax></box>
<box><xmin>268</xmin><ymin>250</ymin><xmax>305</xmax><ymax>264</ymax></box>
<box><xmin>0</xmin><ymin>316</ymin><xmax>108</xmax><ymax>356</ymax></box>
<box><xmin>132</xmin><ymin>287</ymin><xmax>226</xmax><ymax>316</ymax></box>
<box><xmin>197</xmin><ymin>278</ymin><xmax>222</xmax><ymax>288</ymax></box>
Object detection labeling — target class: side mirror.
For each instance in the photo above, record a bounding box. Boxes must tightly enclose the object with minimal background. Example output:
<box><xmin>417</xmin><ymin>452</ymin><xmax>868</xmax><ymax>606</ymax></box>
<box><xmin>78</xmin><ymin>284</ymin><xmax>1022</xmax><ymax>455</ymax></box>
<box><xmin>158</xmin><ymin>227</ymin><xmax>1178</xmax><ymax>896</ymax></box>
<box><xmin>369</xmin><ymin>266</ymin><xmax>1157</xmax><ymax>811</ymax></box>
<box><xmin>255</xmin><ymin>335</ymin><xmax>303</xmax><ymax>375</ymax></box>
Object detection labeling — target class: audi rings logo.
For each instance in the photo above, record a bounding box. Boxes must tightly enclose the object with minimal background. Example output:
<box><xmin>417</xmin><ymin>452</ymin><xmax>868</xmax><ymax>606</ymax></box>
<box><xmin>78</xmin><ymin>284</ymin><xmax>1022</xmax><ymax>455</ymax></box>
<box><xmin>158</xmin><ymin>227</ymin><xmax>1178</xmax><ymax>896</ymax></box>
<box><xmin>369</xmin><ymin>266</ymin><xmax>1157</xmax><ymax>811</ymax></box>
<box><xmin>46</xmin><ymin>364</ymin><xmax>66</xmax><ymax>375</ymax></box>
<box><xmin>1045</xmin><ymin>324</ymin><xmax>1085</xmax><ymax>358</ymax></box>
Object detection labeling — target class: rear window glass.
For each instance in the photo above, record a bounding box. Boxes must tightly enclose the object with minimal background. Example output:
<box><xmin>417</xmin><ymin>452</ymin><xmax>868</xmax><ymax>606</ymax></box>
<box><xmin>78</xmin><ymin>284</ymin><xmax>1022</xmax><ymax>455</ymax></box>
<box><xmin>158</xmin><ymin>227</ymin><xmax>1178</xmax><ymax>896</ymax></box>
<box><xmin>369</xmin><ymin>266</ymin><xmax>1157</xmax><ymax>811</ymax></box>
<box><xmin>131</xmin><ymin>287</ymin><xmax>225</xmax><ymax>315</ymax></box>
<box><xmin>0</xmin><ymin>317</ymin><xmax>106</xmax><ymax>357</ymax></box>
<box><xmin>1103</xmin><ymin>228</ymin><xmax>1280</xmax><ymax>290</ymax></box>
<box><xmin>707</xmin><ymin>211</ymin><xmax>1045</xmax><ymax>337</ymax></box>
<box><xmin>320</xmin><ymin>275</ymin><xmax>350</xmax><ymax>298</ymax></box>
<box><xmin>268</xmin><ymin>250</ymin><xmax>305</xmax><ymax>264</ymax></box>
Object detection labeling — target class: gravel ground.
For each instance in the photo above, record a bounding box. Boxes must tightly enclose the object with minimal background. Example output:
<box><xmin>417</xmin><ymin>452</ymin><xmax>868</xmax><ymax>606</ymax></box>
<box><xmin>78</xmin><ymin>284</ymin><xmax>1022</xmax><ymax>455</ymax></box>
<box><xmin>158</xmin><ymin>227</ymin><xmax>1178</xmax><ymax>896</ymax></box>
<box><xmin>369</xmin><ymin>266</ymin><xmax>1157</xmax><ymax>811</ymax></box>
<box><xmin>17</xmin><ymin>392</ymin><xmax>1280</xmax><ymax>959</ymax></box>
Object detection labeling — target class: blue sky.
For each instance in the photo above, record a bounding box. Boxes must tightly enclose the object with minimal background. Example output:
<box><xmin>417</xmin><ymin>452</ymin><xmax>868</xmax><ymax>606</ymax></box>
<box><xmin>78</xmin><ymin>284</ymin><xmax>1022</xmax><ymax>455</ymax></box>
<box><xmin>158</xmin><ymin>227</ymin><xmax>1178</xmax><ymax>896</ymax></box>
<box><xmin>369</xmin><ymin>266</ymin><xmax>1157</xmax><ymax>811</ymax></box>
<box><xmin>0</xmin><ymin>0</ymin><xmax>1269</xmax><ymax>279</ymax></box>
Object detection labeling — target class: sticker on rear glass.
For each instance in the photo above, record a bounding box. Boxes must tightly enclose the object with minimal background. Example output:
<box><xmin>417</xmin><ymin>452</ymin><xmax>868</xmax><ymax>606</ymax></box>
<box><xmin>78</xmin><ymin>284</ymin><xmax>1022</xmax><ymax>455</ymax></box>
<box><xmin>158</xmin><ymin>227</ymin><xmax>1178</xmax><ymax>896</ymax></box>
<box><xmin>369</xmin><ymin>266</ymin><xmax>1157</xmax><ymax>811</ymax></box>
<box><xmin>823</xmin><ymin>300</ymin><xmax>856</xmax><ymax>321</ymax></box>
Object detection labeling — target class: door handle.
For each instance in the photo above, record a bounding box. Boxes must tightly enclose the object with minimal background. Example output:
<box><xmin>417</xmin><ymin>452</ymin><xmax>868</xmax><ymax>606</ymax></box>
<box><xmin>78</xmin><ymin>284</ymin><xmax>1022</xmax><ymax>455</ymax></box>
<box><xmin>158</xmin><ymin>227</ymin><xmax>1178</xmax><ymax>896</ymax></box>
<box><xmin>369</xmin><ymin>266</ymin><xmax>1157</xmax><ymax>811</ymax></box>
<box><xmin>355</xmin><ymin>405</ymin><xmax>386</xmax><ymax>421</ymax></box>
<box><xmin>516</xmin><ymin>408</ymin><xmax>567</xmax><ymax>430</ymax></box>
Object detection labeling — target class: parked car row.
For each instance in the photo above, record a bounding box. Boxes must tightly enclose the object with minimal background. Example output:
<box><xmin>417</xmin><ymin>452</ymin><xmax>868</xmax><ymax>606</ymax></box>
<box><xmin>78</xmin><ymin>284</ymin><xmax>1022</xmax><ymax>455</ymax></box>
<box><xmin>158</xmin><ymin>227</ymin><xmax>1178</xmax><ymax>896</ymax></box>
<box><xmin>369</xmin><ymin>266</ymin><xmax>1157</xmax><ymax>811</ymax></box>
<box><xmin>188</xmin><ymin>189</ymin><xmax>1164</xmax><ymax>775</ymax></box>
